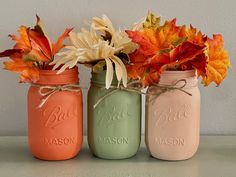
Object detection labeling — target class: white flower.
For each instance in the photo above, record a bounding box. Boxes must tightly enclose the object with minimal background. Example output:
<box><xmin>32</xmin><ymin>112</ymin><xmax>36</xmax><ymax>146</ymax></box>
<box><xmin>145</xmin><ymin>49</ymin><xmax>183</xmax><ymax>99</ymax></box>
<box><xmin>51</xmin><ymin>15</ymin><xmax>137</xmax><ymax>89</ymax></box>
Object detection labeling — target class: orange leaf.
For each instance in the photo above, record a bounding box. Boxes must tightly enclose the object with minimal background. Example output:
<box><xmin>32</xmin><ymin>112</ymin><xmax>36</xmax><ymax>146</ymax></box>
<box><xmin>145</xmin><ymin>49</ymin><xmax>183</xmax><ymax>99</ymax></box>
<box><xmin>203</xmin><ymin>34</ymin><xmax>230</xmax><ymax>86</ymax></box>
<box><xmin>52</xmin><ymin>28</ymin><xmax>73</xmax><ymax>55</ymax></box>
<box><xmin>9</xmin><ymin>26</ymin><xmax>31</xmax><ymax>53</ymax></box>
<box><xmin>180</xmin><ymin>25</ymin><xmax>206</xmax><ymax>45</ymax></box>
<box><xmin>4</xmin><ymin>59</ymin><xmax>39</xmax><ymax>83</ymax></box>
<box><xmin>156</xmin><ymin>19</ymin><xmax>182</xmax><ymax>49</ymax></box>
<box><xmin>126</xmin><ymin>29</ymin><xmax>158</xmax><ymax>57</ymax></box>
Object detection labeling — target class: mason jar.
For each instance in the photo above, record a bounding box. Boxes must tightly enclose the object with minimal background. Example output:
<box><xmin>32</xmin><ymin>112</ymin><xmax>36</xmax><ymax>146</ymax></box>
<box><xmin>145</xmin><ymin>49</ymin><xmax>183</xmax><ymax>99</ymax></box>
<box><xmin>87</xmin><ymin>71</ymin><xmax>141</xmax><ymax>159</ymax></box>
<box><xmin>145</xmin><ymin>70</ymin><xmax>200</xmax><ymax>161</ymax></box>
<box><xmin>28</xmin><ymin>67</ymin><xmax>83</xmax><ymax>160</ymax></box>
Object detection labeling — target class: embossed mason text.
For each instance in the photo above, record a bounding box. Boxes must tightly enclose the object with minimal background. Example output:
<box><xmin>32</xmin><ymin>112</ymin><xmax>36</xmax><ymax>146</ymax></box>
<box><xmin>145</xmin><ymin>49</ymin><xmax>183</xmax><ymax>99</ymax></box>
<box><xmin>155</xmin><ymin>137</ymin><xmax>185</xmax><ymax>146</ymax></box>
<box><xmin>44</xmin><ymin>137</ymin><xmax>76</xmax><ymax>145</ymax></box>
<box><xmin>98</xmin><ymin>136</ymin><xmax>129</xmax><ymax>144</ymax></box>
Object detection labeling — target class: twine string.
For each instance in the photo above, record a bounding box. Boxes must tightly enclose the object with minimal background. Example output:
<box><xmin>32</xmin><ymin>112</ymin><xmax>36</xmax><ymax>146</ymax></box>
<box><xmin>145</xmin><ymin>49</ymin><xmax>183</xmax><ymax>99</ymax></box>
<box><xmin>148</xmin><ymin>79</ymin><xmax>192</xmax><ymax>103</ymax></box>
<box><xmin>93</xmin><ymin>79</ymin><xmax>192</xmax><ymax>108</ymax></box>
<box><xmin>31</xmin><ymin>84</ymin><xmax>81</xmax><ymax>108</ymax></box>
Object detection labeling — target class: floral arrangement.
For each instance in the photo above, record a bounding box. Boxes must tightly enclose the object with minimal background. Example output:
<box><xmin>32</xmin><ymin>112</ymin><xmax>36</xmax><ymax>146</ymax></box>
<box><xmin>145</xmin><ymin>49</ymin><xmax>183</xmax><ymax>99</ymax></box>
<box><xmin>51</xmin><ymin>15</ymin><xmax>138</xmax><ymax>89</ymax></box>
<box><xmin>0</xmin><ymin>15</ymin><xmax>72</xmax><ymax>83</ymax></box>
<box><xmin>125</xmin><ymin>12</ymin><xmax>231</xmax><ymax>87</ymax></box>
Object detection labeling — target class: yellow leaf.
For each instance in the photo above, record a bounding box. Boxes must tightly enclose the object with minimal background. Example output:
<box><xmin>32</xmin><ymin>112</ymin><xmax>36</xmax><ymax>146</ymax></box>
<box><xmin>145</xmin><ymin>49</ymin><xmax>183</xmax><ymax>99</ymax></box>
<box><xmin>203</xmin><ymin>34</ymin><xmax>230</xmax><ymax>86</ymax></box>
<box><xmin>143</xmin><ymin>11</ymin><xmax>161</xmax><ymax>29</ymax></box>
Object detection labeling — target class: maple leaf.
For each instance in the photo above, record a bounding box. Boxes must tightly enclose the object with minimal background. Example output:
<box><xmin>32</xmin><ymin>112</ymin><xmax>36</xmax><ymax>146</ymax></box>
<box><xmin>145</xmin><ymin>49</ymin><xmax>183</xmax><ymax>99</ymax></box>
<box><xmin>126</xmin><ymin>12</ymin><xmax>230</xmax><ymax>87</ymax></box>
<box><xmin>180</xmin><ymin>25</ymin><xmax>207</xmax><ymax>45</ymax></box>
<box><xmin>126</xmin><ymin>29</ymin><xmax>158</xmax><ymax>57</ymax></box>
<box><xmin>156</xmin><ymin>19</ymin><xmax>182</xmax><ymax>49</ymax></box>
<box><xmin>159</xmin><ymin>41</ymin><xmax>206</xmax><ymax>72</ymax></box>
<box><xmin>203</xmin><ymin>34</ymin><xmax>230</xmax><ymax>86</ymax></box>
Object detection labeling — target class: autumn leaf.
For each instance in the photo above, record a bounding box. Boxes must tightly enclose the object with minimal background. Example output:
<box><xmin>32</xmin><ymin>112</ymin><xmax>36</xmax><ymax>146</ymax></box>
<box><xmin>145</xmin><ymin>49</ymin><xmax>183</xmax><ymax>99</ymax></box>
<box><xmin>0</xmin><ymin>15</ymin><xmax>72</xmax><ymax>83</ymax></box>
<box><xmin>156</xmin><ymin>19</ymin><xmax>182</xmax><ymax>49</ymax></box>
<box><xmin>126</xmin><ymin>12</ymin><xmax>230</xmax><ymax>87</ymax></box>
<box><xmin>180</xmin><ymin>25</ymin><xmax>206</xmax><ymax>45</ymax></box>
<box><xmin>203</xmin><ymin>34</ymin><xmax>230</xmax><ymax>86</ymax></box>
<box><xmin>126</xmin><ymin>29</ymin><xmax>158</xmax><ymax>57</ymax></box>
<box><xmin>52</xmin><ymin>28</ymin><xmax>73</xmax><ymax>55</ymax></box>
<box><xmin>190</xmin><ymin>53</ymin><xmax>208</xmax><ymax>76</ymax></box>
<box><xmin>9</xmin><ymin>26</ymin><xmax>31</xmax><ymax>53</ymax></box>
<box><xmin>28</xmin><ymin>30</ymin><xmax>52</xmax><ymax>61</ymax></box>
<box><xmin>126</xmin><ymin>50</ymin><xmax>147</xmax><ymax>80</ymax></box>
<box><xmin>158</xmin><ymin>41</ymin><xmax>206</xmax><ymax>72</ymax></box>
<box><xmin>4</xmin><ymin>59</ymin><xmax>39</xmax><ymax>83</ymax></box>
<box><xmin>0</xmin><ymin>49</ymin><xmax>23</xmax><ymax>58</ymax></box>
<box><xmin>143</xmin><ymin>11</ymin><xmax>161</xmax><ymax>29</ymax></box>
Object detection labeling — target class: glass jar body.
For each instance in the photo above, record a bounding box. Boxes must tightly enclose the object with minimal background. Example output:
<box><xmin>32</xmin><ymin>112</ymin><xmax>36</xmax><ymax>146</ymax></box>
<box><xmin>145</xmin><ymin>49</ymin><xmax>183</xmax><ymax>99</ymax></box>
<box><xmin>145</xmin><ymin>70</ymin><xmax>200</xmax><ymax>161</ymax></box>
<box><xmin>87</xmin><ymin>71</ymin><xmax>141</xmax><ymax>159</ymax></box>
<box><xmin>28</xmin><ymin>67</ymin><xmax>83</xmax><ymax>160</ymax></box>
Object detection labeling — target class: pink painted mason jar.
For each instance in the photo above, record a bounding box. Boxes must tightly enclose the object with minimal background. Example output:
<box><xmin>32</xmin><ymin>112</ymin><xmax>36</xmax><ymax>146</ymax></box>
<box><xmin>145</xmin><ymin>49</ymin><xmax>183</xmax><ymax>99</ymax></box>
<box><xmin>145</xmin><ymin>70</ymin><xmax>200</xmax><ymax>161</ymax></box>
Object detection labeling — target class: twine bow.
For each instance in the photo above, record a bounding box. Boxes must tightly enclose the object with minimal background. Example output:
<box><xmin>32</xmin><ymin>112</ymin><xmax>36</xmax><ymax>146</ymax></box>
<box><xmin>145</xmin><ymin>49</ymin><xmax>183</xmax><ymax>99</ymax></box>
<box><xmin>92</xmin><ymin>80</ymin><xmax>146</xmax><ymax>108</ymax></box>
<box><xmin>32</xmin><ymin>84</ymin><xmax>81</xmax><ymax>108</ymax></box>
<box><xmin>147</xmin><ymin>79</ymin><xmax>192</xmax><ymax>103</ymax></box>
<box><xmin>93</xmin><ymin>79</ymin><xmax>192</xmax><ymax>108</ymax></box>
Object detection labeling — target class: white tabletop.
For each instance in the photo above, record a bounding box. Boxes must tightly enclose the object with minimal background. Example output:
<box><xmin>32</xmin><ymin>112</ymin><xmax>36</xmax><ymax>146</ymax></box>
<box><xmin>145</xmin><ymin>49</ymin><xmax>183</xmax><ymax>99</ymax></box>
<box><xmin>0</xmin><ymin>136</ymin><xmax>235</xmax><ymax>177</ymax></box>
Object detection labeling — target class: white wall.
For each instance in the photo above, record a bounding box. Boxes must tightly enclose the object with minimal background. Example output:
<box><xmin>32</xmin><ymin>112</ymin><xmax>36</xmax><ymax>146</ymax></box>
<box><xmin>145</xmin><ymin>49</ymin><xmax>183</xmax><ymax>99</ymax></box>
<box><xmin>0</xmin><ymin>0</ymin><xmax>235</xmax><ymax>135</ymax></box>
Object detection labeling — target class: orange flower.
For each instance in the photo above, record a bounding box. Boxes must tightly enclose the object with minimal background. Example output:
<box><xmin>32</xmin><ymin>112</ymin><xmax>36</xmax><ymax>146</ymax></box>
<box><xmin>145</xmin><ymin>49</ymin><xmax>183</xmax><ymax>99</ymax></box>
<box><xmin>0</xmin><ymin>15</ymin><xmax>72</xmax><ymax>83</ymax></box>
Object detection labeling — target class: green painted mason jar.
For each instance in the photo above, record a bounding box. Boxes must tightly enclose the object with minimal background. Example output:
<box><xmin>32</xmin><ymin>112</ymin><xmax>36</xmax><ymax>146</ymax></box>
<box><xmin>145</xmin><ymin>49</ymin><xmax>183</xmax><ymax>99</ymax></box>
<box><xmin>87</xmin><ymin>71</ymin><xmax>141</xmax><ymax>159</ymax></box>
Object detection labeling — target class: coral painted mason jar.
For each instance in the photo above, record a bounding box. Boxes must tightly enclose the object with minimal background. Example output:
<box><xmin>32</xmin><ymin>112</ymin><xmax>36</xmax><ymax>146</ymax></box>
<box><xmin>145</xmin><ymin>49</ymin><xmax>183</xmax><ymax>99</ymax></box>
<box><xmin>28</xmin><ymin>67</ymin><xmax>83</xmax><ymax>160</ymax></box>
<box><xmin>87</xmin><ymin>71</ymin><xmax>141</xmax><ymax>159</ymax></box>
<box><xmin>145</xmin><ymin>70</ymin><xmax>200</xmax><ymax>161</ymax></box>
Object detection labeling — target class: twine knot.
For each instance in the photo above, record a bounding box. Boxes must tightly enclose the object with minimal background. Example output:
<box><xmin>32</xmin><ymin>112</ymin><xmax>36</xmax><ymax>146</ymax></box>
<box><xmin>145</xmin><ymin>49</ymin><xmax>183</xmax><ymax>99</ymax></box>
<box><xmin>31</xmin><ymin>84</ymin><xmax>81</xmax><ymax>108</ymax></box>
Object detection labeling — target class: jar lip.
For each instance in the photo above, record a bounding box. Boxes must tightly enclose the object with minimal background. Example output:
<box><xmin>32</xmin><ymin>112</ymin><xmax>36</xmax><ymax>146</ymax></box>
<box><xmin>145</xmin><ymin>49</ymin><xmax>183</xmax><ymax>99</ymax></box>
<box><xmin>161</xmin><ymin>69</ymin><xmax>196</xmax><ymax>75</ymax></box>
<box><xmin>36</xmin><ymin>67</ymin><xmax>79</xmax><ymax>85</ymax></box>
<box><xmin>91</xmin><ymin>70</ymin><xmax>118</xmax><ymax>84</ymax></box>
<box><xmin>39</xmin><ymin>67</ymin><xmax>78</xmax><ymax>75</ymax></box>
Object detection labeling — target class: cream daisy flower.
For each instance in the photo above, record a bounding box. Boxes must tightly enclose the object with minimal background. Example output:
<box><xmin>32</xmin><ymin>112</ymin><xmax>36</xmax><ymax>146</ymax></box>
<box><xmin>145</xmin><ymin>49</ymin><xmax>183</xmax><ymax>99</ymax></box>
<box><xmin>51</xmin><ymin>15</ymin><xmax>137</xmax><ymax>89</ymax></box>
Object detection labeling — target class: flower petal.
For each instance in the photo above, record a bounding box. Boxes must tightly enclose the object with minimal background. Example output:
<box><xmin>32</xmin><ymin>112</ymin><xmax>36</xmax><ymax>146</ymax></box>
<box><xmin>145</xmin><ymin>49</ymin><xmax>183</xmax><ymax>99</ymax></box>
<box><xmin>105</xmin><ymin>58</ymin><xmax>114</xmax><ymax>89</ymax></box>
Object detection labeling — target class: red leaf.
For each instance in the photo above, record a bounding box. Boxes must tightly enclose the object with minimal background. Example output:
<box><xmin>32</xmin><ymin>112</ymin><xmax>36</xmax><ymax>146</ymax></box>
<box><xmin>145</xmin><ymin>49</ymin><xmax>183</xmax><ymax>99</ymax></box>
<box><xmin>160</xmin><ymin>41</ymin><xmax>206</xmax><ymax>72</ymax></box>
<box><xmin>28</xmin><ymin>30</ymin><xmax>52</xmax><ymax>61</ymax></box>
<box><xmin>0</xmin><ymin>49</ymin><xmax>22</xmax><ymax>57</ymax></box>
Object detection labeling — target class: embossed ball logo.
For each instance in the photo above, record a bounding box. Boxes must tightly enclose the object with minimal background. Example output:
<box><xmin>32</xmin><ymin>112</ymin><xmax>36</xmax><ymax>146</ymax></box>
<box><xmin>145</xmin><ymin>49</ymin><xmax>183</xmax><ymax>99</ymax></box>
<box><xmin>97</xmin><ymin>105</ymin><xmax>132</xmax><ymax>127</ymax></box>
<box><xmin>153</xmin><ymin>103</ymin><xmax>191</xmax><ymax>126</ymax></box>
<box><xmin>43</xmin><ymin>105</ymin><xmax>77</xmax><ymax>129</ymax></box>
